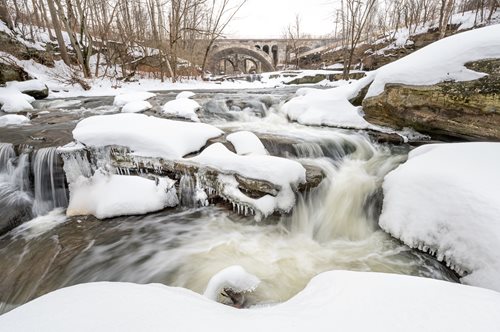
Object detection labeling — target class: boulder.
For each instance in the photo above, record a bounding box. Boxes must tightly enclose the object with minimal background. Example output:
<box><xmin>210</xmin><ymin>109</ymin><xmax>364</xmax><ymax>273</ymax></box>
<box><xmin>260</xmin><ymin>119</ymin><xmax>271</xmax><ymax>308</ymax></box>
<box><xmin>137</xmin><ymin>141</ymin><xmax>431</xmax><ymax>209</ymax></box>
<box><xmin>362</xmin><ymin>59</ymin><xmax>500</xmax><ymax>141</ymax></box>
<box><xmin>0</xmin><ymin>63</ymin><xmax>32</xmax><ymax>85</ymax></box>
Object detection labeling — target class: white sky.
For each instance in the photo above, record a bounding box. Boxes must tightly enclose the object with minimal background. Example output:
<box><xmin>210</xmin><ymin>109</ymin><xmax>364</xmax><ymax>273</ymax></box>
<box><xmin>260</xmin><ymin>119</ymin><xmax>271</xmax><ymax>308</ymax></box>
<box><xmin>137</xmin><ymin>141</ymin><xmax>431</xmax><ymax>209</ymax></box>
<box><xmin>225</xmin><ymin>0</ymin><xmax>337</xmax><ymax>39</ymax></box>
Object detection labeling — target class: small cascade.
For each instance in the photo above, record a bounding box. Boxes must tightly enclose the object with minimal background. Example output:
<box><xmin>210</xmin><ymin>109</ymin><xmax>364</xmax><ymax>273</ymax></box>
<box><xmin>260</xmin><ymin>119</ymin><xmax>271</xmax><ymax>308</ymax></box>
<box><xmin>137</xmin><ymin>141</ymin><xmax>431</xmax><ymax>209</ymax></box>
<box><xmin>0</xmin><ymin>144</ymin><xmax>33</xmax><ymax>233</ymax></box>
<box><xmin>32</xmin><ymin>147</ymin><xmax>69</xmax><ymax>216</ymax></box>
<box><xmin>292</xmin><ymin>142</ymin><xmax>325</xmax><ymax>158</ymax></box>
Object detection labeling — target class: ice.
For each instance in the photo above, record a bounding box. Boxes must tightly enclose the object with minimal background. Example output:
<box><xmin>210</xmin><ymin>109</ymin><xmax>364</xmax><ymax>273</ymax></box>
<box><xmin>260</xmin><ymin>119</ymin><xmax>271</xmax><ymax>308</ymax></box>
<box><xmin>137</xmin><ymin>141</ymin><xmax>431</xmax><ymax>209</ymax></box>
<box><xmin>113</xmin><ymin>92</ymin><xmax>156</xmax><ymax>107</ymax></box>
<box><xmin>0</xmin><ymin>114</ymin><xmax>30</xmax><ymax>126</ymax></box>
<box><xmin>72</xmin><ymin>113</ymin><xmax>223</xmax><ymax>159</ymax></box>
<box><xmin>379</xmin><ymin>142</ymin><xmax>500</xmax><ymax>291</ymax></box>
<box><xmin>226</xmin><ymin>131</ymin><xmax>268</xmax><ymax>155</ymax></box>
<box><xmin>1</xmin><ymin>270</ymin><xmax>499</xmax><ymax>332</ymax></box>
<box><xmin>366</xmin><ymin>24</ymin><xmax>500</xmax><ymax>98</ymax></box>
<box><xmin>66</xmin><ymin>170</ymin><xmax>179</xmax><ymax>219</ymax></box>
<box><xmin>162</xmin><ymin>97</ymin><xmax>201</xmax><ymax>122</ymax></box>
<box><xmin>121</xmin><ymin>100</ymin><xmax>152</xmax><ymax>113</ymax></box>
<box><xmin>189</xmin><ymin>143</ymin><xmax>305</xmax><ymax>218</ymax></box>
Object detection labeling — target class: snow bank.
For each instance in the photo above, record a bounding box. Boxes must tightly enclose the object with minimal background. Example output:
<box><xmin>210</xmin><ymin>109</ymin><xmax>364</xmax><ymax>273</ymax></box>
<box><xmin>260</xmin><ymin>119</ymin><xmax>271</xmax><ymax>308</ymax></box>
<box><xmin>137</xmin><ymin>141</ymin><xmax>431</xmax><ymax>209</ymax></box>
<box><xmin>162</xmin><ymin>98</ymin><xmax>201</xmax><ymax>122</ymax></box>
<box><xmin>113</xmin><ymin>92</ymin><xmax>156</xmax><ymax>107</ymax></box>
<box><xmin>189</xmin><ymin>143</ymin><xmax>305</xmax><ymax>218</ymax></box>
<box><xmin>176</xmin><ymin>91</ymin><xmax>196</xmax><ymax>99</ymax></box>
<box><xmin>0</xmin><ymin>88</ymin><xmax>34</xmax><ymax>113</ymax></box>
<box><xmin>366</xmin><ymin>24</ymin><xmax>500</xmax><ymax>98</ymax></box>
<box><xmin>121</xmin><ymin>100</ymin><xmax>152</xmax><ymax>113</ymax></box>
<box><xmin>72</xmin><ymin>113</ymin><xmax>223</xmax><ymax>159</ymax></box>
<box><xmin>0</xmin><ymin>114</ymin><xmax>30</xmax><ymax>126</ymax></box>
<box><xmin>380</xmin><ymin>142</ymin><xmax>500</xmax><ymax>291</ymax></box>
<box><xmin>226</xmin><ymin>131</ymin><xmax>268</xmax><ymax>155</ymax></box>
<box><xmin>66</xmin><ymin>171</ymin><xmax>178</xmax><ymax>219</ymax></box>
<box><xmin>282</xmin><ymin>75</ymin><xmax>375</xmax><ymax>129</ymax></box>
<box><xmin>1</xmin><ymin>270</ymin><xmax>499</xmax><ymax>332</ymax></box>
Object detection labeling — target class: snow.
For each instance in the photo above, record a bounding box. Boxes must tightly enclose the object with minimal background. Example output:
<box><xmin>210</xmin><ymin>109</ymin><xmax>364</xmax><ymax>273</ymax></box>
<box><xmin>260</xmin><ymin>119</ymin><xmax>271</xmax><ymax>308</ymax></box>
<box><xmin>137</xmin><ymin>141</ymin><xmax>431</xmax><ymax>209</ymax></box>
<box><xmin>1</xmin><ymin>270</ymin><xmax>499</xmax><ymax>332</ymax></box>
<box><xmin>72</xmin><ymin>113</ymin><xmax>223</xmax><ymax>159</ymax></box>
<box><xmin>162</xmin><ymin>98</ymin><xmax>201</xmax><ymax>122</ymax></box>
<box><xmin>66</xmin><ymin>171</ymin><xmax>178</xmax><ymax>219</ymax></box>
<box><xmin>366</xmin><ymin>24</ymin><xmax>500</xmax><ymax>98</ymax></box>
<box><xmin>189</xmin><ymin>143</ymin><xmax>305</xmax><ymax>218</ymax></box>
<box><xmin>203</xmin><ymin>265</ymin><xmax>260</xmax><ymax>301</ymax></box>
<box><xmin>0</xmin><ymin>114</ymin><xmax>30</xmax><ymax>126</ymax></box>
<box><xmin>379</xmin><ymin>142</ymin><xmax>500</xmax><ymax>292</ymax></box>
<box><xmin>121</xmin><ymin>100</ymin><xmax>152</xmax><ymax>113</ymax></box>
<box><xmin>113</xmin><ymin>92</ymin><xmax>156</xmax><ymax>107</ymax></box>
<box><xmin>281</xmin><ymin>75</ymin><xmax>376</xmax><ymax>129</ymax></box>
<box><xmin>6</xmin><ymin>79</ymin><xmax>47</xmax><ymax>94</ymax></box>
<box><xmin>0</xmin><ymin>88</ymin><xmax>34</xmax><ymax>113</ymax></box>
<box><xmin>226</xmin><ymin>131</ymin><xmax>268</xmax><ymax>155</ymax></box>
<box><xmin>176</xmin><ymin>91</ymin><xmax>196</xmax><ymax>99</ymax></box>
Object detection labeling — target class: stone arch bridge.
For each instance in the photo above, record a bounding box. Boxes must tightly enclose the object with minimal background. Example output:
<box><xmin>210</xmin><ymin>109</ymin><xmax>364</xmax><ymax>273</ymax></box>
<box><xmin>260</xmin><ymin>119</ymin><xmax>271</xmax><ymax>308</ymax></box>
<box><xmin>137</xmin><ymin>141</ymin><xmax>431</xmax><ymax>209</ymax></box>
<box><xmin>207</xmin><ymin>38</ymin><xmax>332</xmax><ymax>74</ymax></box>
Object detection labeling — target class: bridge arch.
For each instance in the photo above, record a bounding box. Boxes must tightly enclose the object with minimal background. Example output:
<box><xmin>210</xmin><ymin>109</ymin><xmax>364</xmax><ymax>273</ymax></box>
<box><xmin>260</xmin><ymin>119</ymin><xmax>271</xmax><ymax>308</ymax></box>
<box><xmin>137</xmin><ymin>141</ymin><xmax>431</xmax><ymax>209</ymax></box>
<box><xmin>208</xmin><ymin>46</ymin><xmax>275</xmax><ymax>74</ymax></box>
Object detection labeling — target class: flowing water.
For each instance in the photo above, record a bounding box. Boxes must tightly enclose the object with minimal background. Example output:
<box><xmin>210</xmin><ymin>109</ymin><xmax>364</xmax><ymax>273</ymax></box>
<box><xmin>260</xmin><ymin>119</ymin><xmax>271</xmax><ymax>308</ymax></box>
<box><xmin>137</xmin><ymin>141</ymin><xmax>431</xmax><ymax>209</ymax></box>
<box><xmin>0</xmin><ymin>88</ymin><xmax>456</xmax><ymax>314</ymax></box>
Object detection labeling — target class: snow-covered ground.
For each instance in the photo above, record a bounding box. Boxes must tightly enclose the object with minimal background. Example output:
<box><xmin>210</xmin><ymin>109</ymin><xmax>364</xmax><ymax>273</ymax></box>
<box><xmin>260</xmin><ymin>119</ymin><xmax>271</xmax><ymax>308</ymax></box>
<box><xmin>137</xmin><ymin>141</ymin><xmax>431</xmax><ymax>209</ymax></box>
<box><xmin>0</xmin><ymin>270</ymin><xmax>499</xmax><ymax>332</ymax></box>
<box><xmin>380</xmin><ymin>143</ymin><xmax>500</xmax><ymax>292</ymax></box>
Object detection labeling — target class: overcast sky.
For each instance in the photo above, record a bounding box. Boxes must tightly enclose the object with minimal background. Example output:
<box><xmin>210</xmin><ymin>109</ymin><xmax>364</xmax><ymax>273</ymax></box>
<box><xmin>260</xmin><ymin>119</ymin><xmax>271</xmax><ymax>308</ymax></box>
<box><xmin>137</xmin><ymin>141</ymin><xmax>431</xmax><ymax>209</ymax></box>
<box><xmin>225</xmin><ymin>0</ymin><xmax>336</xmax><ymax>39</ymax></box>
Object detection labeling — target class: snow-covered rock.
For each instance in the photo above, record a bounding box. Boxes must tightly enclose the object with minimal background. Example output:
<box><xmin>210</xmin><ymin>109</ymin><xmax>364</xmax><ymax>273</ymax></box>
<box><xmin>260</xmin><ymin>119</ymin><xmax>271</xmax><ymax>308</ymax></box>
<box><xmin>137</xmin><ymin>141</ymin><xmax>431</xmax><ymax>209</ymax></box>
<box><xmin>366</xmin><ymin>24</ymin><xmax>500</xmax><ymax>98</ymax></box>
<box><xmin>66</xmin><ymin>171</ymin><xmax>178</xmax><ymax>219</ymax></box>
<box><xmin>6</xmin><ymin>79</ymin><xmax>49</xmax><ymax>99</ymax></box>
<box><xmin>282</xmin><ymin>76</ymin><xmax>375</xmax><ymax>129</ymax></box>
<box><xmin>380</xmin><ymin>142</ymin><xmax>500</xmax><ymax>291</ymax></box>
<box><xmin>176</xmin><ymin>91</ymin><xmax>196</xmax><ymax>99</ymax></box>
<box><xmin>113</xmin><ymin>92</ymin><xmax>156</xmax><ymax>107</ymax></box>
<box><xmin>72</xmin><ymin>113</ymin><xmax>223</xmax><ymax>159</ymax></box>
<box><xmin>226</xmin><ymin>131</ymin><xmax>268</xmax><ymax>155</ymax></box>
<box><xmin>162</xmin><ymin>98</ymin><xmax>201</xmax><ymax>122</ymax></box>
<box><xmin>189</xmin><ymin>143</ymin><xmax>306</xmax><ymax>219</ymax></box>
<box><xmin>121</xmin><ymin>100</ymin><xmax>152</xmax><ymax>113</ymax></box>
<box><xmin>1</xmin><ymin>270</ymin><xmax>499</xmax><ymax>332</ymax></box>
<box><xmin>0</xmin><ymin>114</ymin><xmax>30</xmax><ymax>126</ymax></box>
<box><xmin>0</xmin><ymin>88</ymin><xmax>34</xmax><ymax>113</ymax></box>
<box><xmin>203</xmin><ymin>265</ymin><xmax>260</xmax><ymax>307</ymax></box>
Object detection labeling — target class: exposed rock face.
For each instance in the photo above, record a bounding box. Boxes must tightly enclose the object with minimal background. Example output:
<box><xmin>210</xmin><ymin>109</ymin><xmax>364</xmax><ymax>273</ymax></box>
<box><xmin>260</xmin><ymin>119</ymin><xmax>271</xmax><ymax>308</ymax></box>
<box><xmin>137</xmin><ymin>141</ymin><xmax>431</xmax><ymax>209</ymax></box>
<box><xmin>0</xmin><ymin>63</ymin><xmax>32</xmax><ymax>84</ymax></box>
<box><xmin>362</xmin><ymin>59</ymin><xmax>500</xmax><ymax>141</ymax></box>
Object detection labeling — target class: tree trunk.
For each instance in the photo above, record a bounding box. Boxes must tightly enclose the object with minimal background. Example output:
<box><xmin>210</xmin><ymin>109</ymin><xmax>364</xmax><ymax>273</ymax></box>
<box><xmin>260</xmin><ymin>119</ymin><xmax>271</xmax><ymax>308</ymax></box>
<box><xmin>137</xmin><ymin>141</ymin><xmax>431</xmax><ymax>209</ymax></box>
<box><xmin>0</xmin><ymin>0</ymin><xmax>14</xmax><ymax>30</ymax></box>
<box><xmin>47</xmin><ymin>0</ymin><xmax>71</xmax><ymax>65</ymax></box>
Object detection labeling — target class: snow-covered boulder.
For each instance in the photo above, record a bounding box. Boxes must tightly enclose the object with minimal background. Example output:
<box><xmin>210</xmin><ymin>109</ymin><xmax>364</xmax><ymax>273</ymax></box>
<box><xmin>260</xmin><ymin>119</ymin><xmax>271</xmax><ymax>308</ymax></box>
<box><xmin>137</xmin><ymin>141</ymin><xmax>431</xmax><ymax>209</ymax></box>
<box><xmin>176</xmin><ymin>91</ymin><xmax>196</xmax><ymax>99</ymax></box>
<box><xmin>0</xmin><ymin>87</ymin><xmax>34</xmax><ymax>113</ymax></box>
<box><xmin>162</xmin><ymin>98</ymin><xmax>201</xmax><ymax>122</ymax></box>
<box><xmin>203</xmin><ymin>265</ymin><xmax>260</xmax><ymax>307</ymax></box>
<box><xmin>226</xmin><ymin>131</ymin><xmax>268</xmax><ymax>155</ymax></box>
<box><xmin>362</xmin><ymin>24</ymin><xmax>500</xmax><ymax>140</ymax></box>
<box><xmin>121</xmin><ymin>100</ymin><xmax>152</xmax><ymax>113</ymax></box>
<box><xmin>0</xmin><ymin>114</ymin><xmax>30</xmax><ymax>126</ymax></box>
<box><xmin>1</xmin><ymin>270</ymin><xmax>499</xmax><ymax>332</ymax></box>
<box><xmin>66</xmin><ymin>171</ymin><xmax>178</xmax><ymax>219</ymax></box>
<box><xmin>281</xmin><ymin>76</ymin><xmax>375</xmax><ymax>129</ymax></box>
<box><xmin>6</xmin><ymin>79</ymin><xmax>49</xmax><ymax>99</ymax></box>
<box><xmin>379</xmin><ymin>142</ymin><xmax>500</xmax><ymax>291</ymax></box>
<box><xmin>72</xmin><ymin>113</ymin><xmax>223</xmax><ymax>159</ymax></box>
<box><xmin>113</xmin><ymin>91</ymin><xmax>156</xmax><ymax>107</ymax></box>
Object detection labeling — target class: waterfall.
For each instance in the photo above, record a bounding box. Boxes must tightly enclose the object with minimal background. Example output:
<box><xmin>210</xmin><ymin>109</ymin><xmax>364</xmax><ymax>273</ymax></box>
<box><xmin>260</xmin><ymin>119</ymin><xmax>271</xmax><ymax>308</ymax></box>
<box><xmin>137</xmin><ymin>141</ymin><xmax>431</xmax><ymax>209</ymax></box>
<box><xmin>32</xmin><ymin>147</ymin><xmax>69</xmax><ymax>216</ymax></box>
